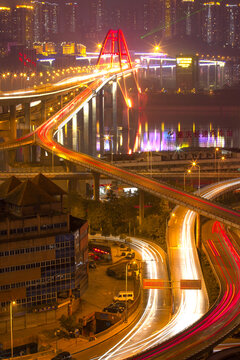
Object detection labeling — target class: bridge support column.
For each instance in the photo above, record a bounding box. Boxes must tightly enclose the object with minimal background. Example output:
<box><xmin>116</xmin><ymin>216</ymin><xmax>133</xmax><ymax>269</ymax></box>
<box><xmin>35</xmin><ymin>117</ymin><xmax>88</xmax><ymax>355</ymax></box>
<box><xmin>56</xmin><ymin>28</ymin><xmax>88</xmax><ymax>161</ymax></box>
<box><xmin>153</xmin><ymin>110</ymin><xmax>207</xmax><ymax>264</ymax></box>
<box><xmin>41</xmin><ymin>100</ymin><xmax>46</xmax><ymax>123</ymax></box>
<box><xmin>160</xmin><ymin>59</ymin><xmax>163</xmax><ymax>88</ymax></box>
<box><xmin>8</xmin><ymin>104</ymin><xmax>17</xmax><ymax>164</ymax></box>
<box><xmin>196</xmin><ymin>214</ymin><xmax>201</xmax><ymax>250</ymax></box>
<box><xmin>112</xmin><ymin>80</ymin><xmax>117</xmax><ymax>153</ymax></box>
<box><xmin>93</xmin><ymin>172</ymin><xmax>100</xmax><ymax>201</ymax></box>
<box><xmin>83</xmin><ymin>102</ymin><xmax>89</xmax><ymax>154</ymax></box>
<box><xmin>77</xmin><ymin>111</ymin><xmax>84</xmax><ymax>152</ymax></box>
<box><xmin>58</xmin><ymin>95</ymin><xmax>63</xmax><ymax>109</ymax></box>
<box><xmin>99</xmin><ymin>89</ymin><xmax>104</xmax><ymax>155</ymax></box>
<box><xmin>57</xmin><ymin>127</ymin><xmax>64</xmax><ymax>145</ymax></box>
<box><xmin>89</xmin><ymin>96</ymin><xmax>96</xmax><ymax>156</ymax></box>
<box><xmin>24</xmin><ymin>102</ymin><xmax>31</xmax><ymax>130</ymax></box>
<box><xmin>10</xmin><ymin>104</ymin><xmax>17</xmax><ymax>140</ymax></box>
<box><xmin>139</xmin><ymin>190</ymin><xmax>144</xmax><ymax>227</ymax></box>
<box><xmin>72</xmin><ymin>114</ymin><xmax>78</xmax><ymax>151</ymax></box>
<box><xmin>22</xmin><ymin>102</ymin><xmax>31</xmax><ymax>163</ymax></box>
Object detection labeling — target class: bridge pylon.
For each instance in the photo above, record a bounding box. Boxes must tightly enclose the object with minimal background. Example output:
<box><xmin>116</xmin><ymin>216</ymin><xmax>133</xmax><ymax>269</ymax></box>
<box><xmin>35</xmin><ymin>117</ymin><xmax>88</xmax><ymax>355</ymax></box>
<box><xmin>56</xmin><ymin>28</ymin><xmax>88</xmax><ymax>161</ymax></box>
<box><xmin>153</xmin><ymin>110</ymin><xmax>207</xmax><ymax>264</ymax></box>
<box><xmin>97</xmin><ymin>29</ymin><xmax>132</xmax><ymax>70</ymax></box>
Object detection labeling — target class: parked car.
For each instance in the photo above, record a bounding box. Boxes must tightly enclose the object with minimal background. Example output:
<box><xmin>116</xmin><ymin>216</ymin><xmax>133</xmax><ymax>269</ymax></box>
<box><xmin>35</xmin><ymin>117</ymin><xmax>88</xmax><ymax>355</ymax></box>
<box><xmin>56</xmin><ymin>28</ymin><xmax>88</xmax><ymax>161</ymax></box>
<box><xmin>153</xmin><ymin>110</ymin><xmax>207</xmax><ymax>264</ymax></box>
<box><xmin>114</xmin><ymin>291</ymin><xmax>134</xmax><ymax>302</ymax></box>
<box><xmin>103</xmin><ymin>302</ymin><xmax>126</xmax><ymax>313</ymax></box>
<box><xmin>103</xmin><ymin>304</ymin><xmax>119</xmax><ymax>313</ymax></box>
<box><xmin>51</xmin><ymin>351</ymin><xmax>72</xmax><ymax>360</ymax></box>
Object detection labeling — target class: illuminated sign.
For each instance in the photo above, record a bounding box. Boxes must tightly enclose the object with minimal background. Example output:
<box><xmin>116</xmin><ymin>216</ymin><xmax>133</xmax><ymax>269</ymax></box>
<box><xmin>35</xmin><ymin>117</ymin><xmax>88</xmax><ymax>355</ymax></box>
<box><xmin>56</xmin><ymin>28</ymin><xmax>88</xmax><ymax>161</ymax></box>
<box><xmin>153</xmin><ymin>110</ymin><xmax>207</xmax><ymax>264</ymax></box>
<box><xmin>180</xmin><ymin>279</ymin><xmax>201</xmax><ymax>290</ymax></box>
<box><xmin>177</xmin><ymin>57</ymin><xmax>192</xmax><ymax>68</ymax></box>
<box><xmin>143</xmin><ymin>279</ymin><xmax>166</xmax><ymax>289</ymax></box>
<box><xmin>19</xmin><ymin>53</ymin><xmax>36</xmax><ymax>68</ymax></box>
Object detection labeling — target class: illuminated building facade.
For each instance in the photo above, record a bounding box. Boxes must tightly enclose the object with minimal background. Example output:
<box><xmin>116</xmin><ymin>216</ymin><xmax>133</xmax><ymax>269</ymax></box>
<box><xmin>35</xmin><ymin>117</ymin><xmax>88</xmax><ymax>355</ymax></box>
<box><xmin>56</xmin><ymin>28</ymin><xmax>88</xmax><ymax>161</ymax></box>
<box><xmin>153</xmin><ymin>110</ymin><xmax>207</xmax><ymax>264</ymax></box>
<box><xmin>202</xmin><ymin>2</ymin><xmax>222</xmax><ymax>46</ymax></box>
<box><xmin>12</xmin><ymin>4</ymin><xmax>34</xmax><ymax>48</ymax></box>
<box><xmin>0</xmin><ymin>6</ymin><xmax>11</xmax><ymax>43</ymax></box>
<box><xmin>32</xmin><ymin>1</ymin><xmax>59</xmax><ymax>43</ymax></box>
<box><xmin>176</xmin><ymin>55</ymin><xmax>199</xmax><ymax>90</ymax></box>
<box><xmin>177</xmin><ymin>0</ymin><xmax>201</xmax><ymax>38</ymax></box>
<box><xmin>0</xmin><ymin>175</ymin><xmax>88</xmax><ymax>313</ymax></box>
<box><xmin>223</xmin><ymin>2</ymin><xmax>240</xmax><ymax>48</ymax></box>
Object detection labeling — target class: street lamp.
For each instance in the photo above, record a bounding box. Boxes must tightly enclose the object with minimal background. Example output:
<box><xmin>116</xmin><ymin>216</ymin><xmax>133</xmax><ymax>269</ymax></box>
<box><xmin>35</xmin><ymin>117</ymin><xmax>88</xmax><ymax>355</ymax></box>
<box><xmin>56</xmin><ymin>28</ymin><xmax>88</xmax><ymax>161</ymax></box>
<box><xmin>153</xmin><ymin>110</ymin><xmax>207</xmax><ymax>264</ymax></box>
<box><xmin>52</xmin><ymin>145</ymin><xmax>56</xmax><ymax>172</ymax></box>
<box><xmin>192</xmin><ymin>161</ymin><xmax>201</xmax><ymax>196</ymax></box>
<box><xmin>10</xmin><ymin>300</ymin><xmax>16</xmax><ymax>358</ymax></box>
<box><xmin>215</xmin><ymin>147</ymin><xmax>219</xmax><ymax>174</ymax></box>
<box><xmin>147</xmin><ymin>148</ymin><xmax>153</xmax><ymax>177</ymax></box>
<box><xmin>184</xmin><ymin>169</ymin><xmax>191</xmax><ymax>191</ymax></box>
<box><xmin>218</xmin><ymin>156</ymin><xmax>225</xmax><ymax>182</ymax></box>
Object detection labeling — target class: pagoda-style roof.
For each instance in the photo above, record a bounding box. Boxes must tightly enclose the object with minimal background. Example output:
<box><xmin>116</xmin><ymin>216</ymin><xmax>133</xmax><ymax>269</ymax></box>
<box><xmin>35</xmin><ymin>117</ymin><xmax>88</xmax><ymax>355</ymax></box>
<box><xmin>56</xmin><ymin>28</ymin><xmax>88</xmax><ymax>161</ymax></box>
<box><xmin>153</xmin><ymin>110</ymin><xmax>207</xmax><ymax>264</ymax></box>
<box><xmin>0</xmin><ymin>176</ymin><xmax>22</xmax><ymax>198</ymax></box>
<box><xmin>5</xmin><ymin>180</ymin><xmax>55</xmax><ymax>206</ymax></box>
<box><xmin>32</xmin><ymin>173</ymin><xmax>66</xmax><ymax>196</ymax></box>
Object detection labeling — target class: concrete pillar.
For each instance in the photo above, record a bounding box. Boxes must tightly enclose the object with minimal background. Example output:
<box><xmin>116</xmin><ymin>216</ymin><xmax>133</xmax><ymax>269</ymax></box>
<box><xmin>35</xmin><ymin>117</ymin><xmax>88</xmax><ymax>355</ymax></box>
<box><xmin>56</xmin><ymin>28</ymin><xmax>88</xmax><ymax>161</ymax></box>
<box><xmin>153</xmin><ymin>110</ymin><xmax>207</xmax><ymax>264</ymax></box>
<box><xmin>207</xmin><ymin>65</ymin><xmax>210</xmax><ymax>90</ymax></box>
<box><xmin>57</xmin><ymin>127</ymin><xmax>64</xmax><ymax>145</ymax></box>
<box><xmin>72</xmin><ymin>114</ymin><xmax>77</xmax><ymax>151</ymax></box>
<box><xmin>160</xmin><ymin>59</ymin><xmax>163</xmax><ymax>88</ymax></box>
<box><xmin>41</xmin><ymin>100</ymin><xmax>46</xmax><ymax>123</ymax></box>
<box><xmin>23</xmin><ymin>102</ymin><xmax>31</xmax><ymax>162</ymax></box>
<box><xmin>112</xmin><ymin>80</ymin><xmax>117</xmax><ymax>153</ymax></box>
<box><xmin>77</xmin><ymin>111</ymin><xmax>84</xmax><ymax>152</ymax></box>
<box><xmin>10</xmin><ymin>104</ymin><xmax>17</xmax><ymax>140</ymax></box>
<box><xmin>90</xmin><ymin>96</ymin><xmax>97</xmax><ymax>156</ymax></box>
<box><xmin>83</xmin><ymin>103</ymin><xmax>89</xmax><ymax>154</ymax></box>
<box><xmin>58</xmin><ymin>95</ymin><xmax>63</xmax><ymax>109</ymax></box>
<box><xmin>196</xmin><ymin>213</ymin><xmax>201</xmax><ymax>250</ymax></box>
<box><xmin>139</xmin><ymin>190</ymin><xmax>144</xmax><ymax>226</ymax></box>
<box><xmin>99</xmin><ymin>89</ymin><xmax>104</xmax><ymax>155</ymax></box>
<box><xmin>93</xmin><ymin>172</ymin><xmax>100</xmax><ymax>201</ymax></box>
<box><xmin>24</xmin><ymin>102</ymin><xmax>30</xmax><ymax>130</ymax></box>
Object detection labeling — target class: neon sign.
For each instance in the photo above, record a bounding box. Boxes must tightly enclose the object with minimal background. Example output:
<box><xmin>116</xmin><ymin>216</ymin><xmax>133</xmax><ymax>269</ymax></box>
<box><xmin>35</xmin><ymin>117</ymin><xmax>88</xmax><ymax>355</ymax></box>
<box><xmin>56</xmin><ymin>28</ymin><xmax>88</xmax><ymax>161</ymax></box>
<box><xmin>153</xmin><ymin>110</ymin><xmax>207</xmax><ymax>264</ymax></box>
<box><xmin>19</xmin><ymin>52</ymin><xmax>36</xmax><ymax>67</ymax></box>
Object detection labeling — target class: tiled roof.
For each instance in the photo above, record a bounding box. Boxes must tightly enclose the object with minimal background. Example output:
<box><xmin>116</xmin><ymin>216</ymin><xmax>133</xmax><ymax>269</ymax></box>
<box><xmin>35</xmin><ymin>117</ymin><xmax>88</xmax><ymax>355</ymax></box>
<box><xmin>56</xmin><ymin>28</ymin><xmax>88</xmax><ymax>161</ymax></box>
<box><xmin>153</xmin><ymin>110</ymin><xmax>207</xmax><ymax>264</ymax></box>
<box><xmin>32</xmin><ymin>173</ymin><xmax>66</xmax><ymax>196</ymax></box>
<box><xmin>5</xmin><ymin>180</ymin><xmax>55</xmax><ymax>206</ymax></box>
<box><xmin>0</xmin><ymin>176</ymin><xmax>22</xmax><ymax>198</ymax></box>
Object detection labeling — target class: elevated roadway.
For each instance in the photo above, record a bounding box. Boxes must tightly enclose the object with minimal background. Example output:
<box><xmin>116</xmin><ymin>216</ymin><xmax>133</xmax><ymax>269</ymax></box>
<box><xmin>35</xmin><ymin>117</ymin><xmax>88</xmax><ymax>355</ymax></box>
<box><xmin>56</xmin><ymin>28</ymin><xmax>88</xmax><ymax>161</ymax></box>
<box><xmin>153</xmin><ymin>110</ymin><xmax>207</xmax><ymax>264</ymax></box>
<box><xmin>1</xmin><ymin>66</ymin><xmax>240</xmax><ymax>358</ymax></box>
<box><xmin>0</xmin><ymin>73</ymin><xmax>240</xmax><ymax>230</ymax></box>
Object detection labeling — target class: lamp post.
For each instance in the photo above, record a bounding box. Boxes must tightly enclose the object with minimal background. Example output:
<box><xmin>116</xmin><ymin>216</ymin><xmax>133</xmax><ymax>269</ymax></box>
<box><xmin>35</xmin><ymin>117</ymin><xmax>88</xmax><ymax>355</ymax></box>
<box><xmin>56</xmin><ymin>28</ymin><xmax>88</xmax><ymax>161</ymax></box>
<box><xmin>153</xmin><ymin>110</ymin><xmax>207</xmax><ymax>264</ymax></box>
<box><xmin>184</xmin><ymin>169</ymin><xmax>191</xmax><ymax>191</ymax></box>
<box><xmin>147</xmin><ymin>150</ymin><xmax>153</xmax><ymax>177</ymax></box>
<box><xmin>192</xmin><ymin>161</ymin><xmax>201</xmax><ymax>196</ymax></box>
<box><xmin>125</xmin><ymin>262</ymin><xmax>131</xmax><ymax>323</ymax></box>
<box><xmin>215</xmin><ymin>147</ymin><xmax>219</xmax><ymax>174</ymax></box>
<box><xmin>10</xmin><ymin>300</ymin><xmax>16</xmax><ymax>359</ymax></box>
<box><xmin>218</xmin><ymin>156</ymin><xmax>225</xmax><ymax>182</ymax></box>
<box><xmin>52</xmin><ymin>145</ymin><xmax>56</xmax><ymax>172</ymax></box>
<box><xmin>104</xmin><ymin>135</ymin><xmax>113</xmax><ymax>163</ymax></box>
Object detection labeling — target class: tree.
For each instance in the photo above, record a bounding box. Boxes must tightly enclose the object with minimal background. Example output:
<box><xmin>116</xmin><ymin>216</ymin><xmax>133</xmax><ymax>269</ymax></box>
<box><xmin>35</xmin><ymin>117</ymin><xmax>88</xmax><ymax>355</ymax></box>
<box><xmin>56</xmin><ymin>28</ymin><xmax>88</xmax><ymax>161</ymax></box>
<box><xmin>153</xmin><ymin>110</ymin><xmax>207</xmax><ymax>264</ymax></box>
<box><xmin>59</xmin><ymin>315</ymin><xmax>78</xmax><ymax>333</ymax></box>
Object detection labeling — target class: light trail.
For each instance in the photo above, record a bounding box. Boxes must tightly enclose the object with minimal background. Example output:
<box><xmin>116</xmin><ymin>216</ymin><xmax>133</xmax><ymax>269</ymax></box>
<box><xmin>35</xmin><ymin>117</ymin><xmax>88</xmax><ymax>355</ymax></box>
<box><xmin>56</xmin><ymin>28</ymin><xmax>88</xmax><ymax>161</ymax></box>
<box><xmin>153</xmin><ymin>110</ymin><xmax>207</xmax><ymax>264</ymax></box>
<box><xmin>1</xmin><ymin>62</ymin><xmax>240</xmax><ymax>358</ymax></box>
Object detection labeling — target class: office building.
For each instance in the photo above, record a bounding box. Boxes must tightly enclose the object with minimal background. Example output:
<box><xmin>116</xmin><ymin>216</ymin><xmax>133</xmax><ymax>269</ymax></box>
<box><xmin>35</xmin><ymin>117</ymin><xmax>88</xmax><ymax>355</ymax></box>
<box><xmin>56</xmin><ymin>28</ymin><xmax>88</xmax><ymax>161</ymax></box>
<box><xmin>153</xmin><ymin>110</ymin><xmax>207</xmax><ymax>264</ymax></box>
<box><xmin>12</xmin><ymin>3</ymin><xmax>34</xmax><ymax>48</ymax></box>
<box><xmin>0</xmin><ymin>174</ymin><xmax>88</xmax><ymax>313</ymax></box>
<box><xmin>32</xmin><ymin>0</ymin><xmax>59</xmax><ymax>43</ymax></box>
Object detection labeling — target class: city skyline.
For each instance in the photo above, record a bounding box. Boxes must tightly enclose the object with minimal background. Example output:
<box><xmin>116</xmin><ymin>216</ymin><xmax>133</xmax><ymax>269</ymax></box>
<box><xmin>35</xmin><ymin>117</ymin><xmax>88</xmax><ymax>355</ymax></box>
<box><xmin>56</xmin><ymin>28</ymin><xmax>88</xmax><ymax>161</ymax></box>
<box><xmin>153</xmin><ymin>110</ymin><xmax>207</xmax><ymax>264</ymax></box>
<box><xmin>0</xmin><ymin>0</ymin><xmax>240</xmax><ymax>54</ymax></box>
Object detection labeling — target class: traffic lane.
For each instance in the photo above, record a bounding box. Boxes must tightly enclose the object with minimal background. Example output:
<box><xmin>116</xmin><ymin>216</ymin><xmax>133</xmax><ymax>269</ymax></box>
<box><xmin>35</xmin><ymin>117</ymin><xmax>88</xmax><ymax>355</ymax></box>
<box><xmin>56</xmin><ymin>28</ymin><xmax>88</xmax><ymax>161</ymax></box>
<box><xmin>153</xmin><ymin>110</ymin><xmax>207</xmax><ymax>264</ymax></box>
<box><xmin>128</xmin><ymin>221</ymin><xmax>240</xmax><ymax>360</ymax></box>
<box><xmin>72</xmin><ymin>302</ymin><xmax>171</xmax><ymax>360</ymax></box>
<box><xmin>40</xmin><ymin>140</ymin><xmax>240</xmax><ymax>228</ymax></box>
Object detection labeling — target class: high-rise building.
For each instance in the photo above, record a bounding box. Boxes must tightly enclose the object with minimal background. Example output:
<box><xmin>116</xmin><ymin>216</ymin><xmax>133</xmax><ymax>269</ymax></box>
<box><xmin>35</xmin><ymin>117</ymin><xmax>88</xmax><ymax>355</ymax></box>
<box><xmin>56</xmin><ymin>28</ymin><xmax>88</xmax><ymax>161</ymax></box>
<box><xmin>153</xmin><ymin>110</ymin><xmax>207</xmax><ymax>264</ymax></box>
<box><xmin>223</xmin><ymin>2</ymin><xmax>240</xmax><ymax>48</ymax></box>
<box><xmin>32</xmin><ymin>1</ymin><xmax>59</xmax><ymax>43</ymax></box>
<box><xmin>177</xmin><ymin>0</ymin><xmax>200</xmax><ymax>38</ymax></box>
<box><xmin>143</xmin><ymin>0</ymin><xmax>165</xmax><ymax>41</ymax></box>
<box><xmin>12</xmin><ymin>3</ymin><xmax>34</xmax><ymax>48</ymax></box>
<box><xmin>201</xmin><ymin>1</ymin><xmax>222</xmax><ymax>46</ymax></box>
<box><xmin>0</xmin><ymin>6</ymin><xmax>12</xmax><ymax>43</ymax></box>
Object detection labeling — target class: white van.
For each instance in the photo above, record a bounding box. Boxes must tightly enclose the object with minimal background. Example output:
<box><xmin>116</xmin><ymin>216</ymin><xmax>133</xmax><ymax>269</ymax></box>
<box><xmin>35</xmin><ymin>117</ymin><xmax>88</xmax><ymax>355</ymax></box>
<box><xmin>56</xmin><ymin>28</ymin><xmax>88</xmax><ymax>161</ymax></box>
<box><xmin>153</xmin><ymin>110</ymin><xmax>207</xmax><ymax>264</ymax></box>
<box><xmin>113</xmin><ymin>291</ymin><xmax>134</xmax><ymax>302</ymax></box>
